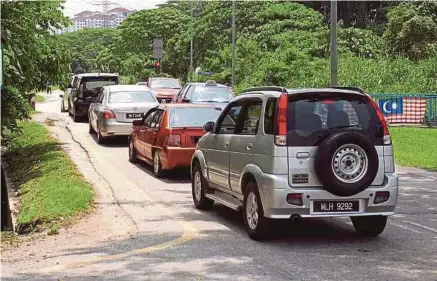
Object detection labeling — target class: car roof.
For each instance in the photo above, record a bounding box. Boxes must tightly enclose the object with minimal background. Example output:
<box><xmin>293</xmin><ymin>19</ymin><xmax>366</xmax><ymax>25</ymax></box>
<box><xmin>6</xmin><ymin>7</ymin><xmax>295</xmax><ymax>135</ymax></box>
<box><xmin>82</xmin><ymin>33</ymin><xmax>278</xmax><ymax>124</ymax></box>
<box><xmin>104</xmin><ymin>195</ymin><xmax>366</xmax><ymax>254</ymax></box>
<box><xmin>185</xmin><ymin>82</ymin><xmax>228</xmax><ymax>88</ymax></box>
<box><xmin>149</xmin><ymin>77</ymin><xmax>179</xmax><ymax>80</ymax></box>
<box><xmin>105</xmin><ymin>85</ymin><xmax>153</xmax><ymax>92</ymax></box>
<box><xmin>157</xmin><ymin>103</ymin><xmax>221</xmax><ymax>110</ymax></box>
<box><xmin>77</xmin><ymin>73</ymin><xmax>119</xmax><ymax>78</ymax></box>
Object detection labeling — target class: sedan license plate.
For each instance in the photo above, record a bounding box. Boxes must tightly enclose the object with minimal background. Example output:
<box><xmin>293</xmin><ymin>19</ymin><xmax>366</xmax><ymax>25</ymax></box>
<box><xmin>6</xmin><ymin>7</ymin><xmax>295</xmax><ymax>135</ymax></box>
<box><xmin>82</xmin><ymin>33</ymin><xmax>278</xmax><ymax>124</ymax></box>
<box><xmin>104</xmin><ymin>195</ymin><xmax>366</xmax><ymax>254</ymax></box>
<box><xmin>126</xmin><ymin>113</ymin><xmax>143</xmax><ymax>119</ymax></box>
<box><xmin>313</xmin><ymin>200</ymin><xmax>359</xmax><ymax>213</ymax></box>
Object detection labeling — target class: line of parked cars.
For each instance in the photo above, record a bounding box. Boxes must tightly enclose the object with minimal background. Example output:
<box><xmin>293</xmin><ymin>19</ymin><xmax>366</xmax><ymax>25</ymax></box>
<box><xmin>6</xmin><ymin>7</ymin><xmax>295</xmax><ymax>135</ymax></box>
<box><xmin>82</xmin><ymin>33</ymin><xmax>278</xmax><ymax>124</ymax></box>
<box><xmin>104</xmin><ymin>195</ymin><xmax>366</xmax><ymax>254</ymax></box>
<box><xmin>61</xmin><ymin>73</ymin><xmax>399</xmax><ymax>241</ymax></box>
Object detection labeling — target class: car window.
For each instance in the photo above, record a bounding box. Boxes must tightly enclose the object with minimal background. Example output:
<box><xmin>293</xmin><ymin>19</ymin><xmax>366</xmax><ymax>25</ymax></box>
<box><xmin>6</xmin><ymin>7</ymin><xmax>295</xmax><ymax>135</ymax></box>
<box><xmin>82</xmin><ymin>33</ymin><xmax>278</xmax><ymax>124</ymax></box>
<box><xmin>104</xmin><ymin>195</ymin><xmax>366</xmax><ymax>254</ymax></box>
<box><xmin>82</xmin><ymin>77</ymin><xmax>118</xmax><ymax>97</ymax></box>
<box><xmin>286</xmin><ymin>93</ymin><xmax>381</xmax><ymax>146</ymax></box>
<box><xmin>184</xmin><ymin>86</ymin><xmax>195</xmax><ymax>99</ymax></box>
<box><xmin>150</xmin><ymin>109</ymin><xmax>164</xmax><ymax>128</ymax></box>
<box><xmin>179</xmin><ymin>85</ymin><xmax>190</xmax><ymax>98</ymax></box>
<box><xmin>264</xmin><ymin>98</ymin><xmax>277</xmax><ymax>135</ymax></box>
<box><xmin>143</xmin><ymin>112</ymin><xmax>155</xmax><ymax>127</ymax></box>
<box><xmin>150</xmin><ymin>79</ymin><xmax>181</xmax><ymax>89</ymax></box>
<box><xmin>216</xmin><ymin>102</ymin><xmax>243</xmax><ymax>134</ymax></box>
<box><xmin>108</xmin><ymin>91</ymin><xmax>156</xmax><ymax>103</ymax></box>
<box><xmin>95</xmin><ymin>90</ymin><xmax>104</xmax><ymax>103</ymax></box>
<box><xmin>169</xmin><ymin>107</ymin><xmax>221</xmax><ymax>128</ymax></box>
<box><xmin>236</xmin><ymin>100</ymin><xmax>262</xmax><ymax>135</ymax></box>
<box><xmin>191</xmin><ymin>86</ymin><xmax>234</xmax><ymax>103</ymax></box>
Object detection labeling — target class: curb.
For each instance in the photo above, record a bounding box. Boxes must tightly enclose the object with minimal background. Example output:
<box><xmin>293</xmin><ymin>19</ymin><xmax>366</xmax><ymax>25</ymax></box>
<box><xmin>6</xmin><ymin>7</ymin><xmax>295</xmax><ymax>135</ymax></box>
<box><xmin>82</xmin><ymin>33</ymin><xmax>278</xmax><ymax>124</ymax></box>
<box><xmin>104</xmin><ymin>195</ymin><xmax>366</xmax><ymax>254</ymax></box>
<box><xmin>1</xmin><ymin>149</ymin><xmax>18</xmax><ymax>232</ymax></box>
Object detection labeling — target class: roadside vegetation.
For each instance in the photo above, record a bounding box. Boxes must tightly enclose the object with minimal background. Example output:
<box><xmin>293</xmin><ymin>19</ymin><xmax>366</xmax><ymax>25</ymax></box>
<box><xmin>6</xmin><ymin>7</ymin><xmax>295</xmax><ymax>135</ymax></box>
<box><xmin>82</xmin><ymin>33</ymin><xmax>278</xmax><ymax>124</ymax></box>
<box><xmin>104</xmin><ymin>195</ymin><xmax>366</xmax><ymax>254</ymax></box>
<box><xmin>4</xmin><ymin>121</ymin><xmax>93</xmax><ymax>233</ymax></box>
<box><xmin>390</xmin><ymin>127</ymin><xmax>437</xmax><ymax>171</ymax></box>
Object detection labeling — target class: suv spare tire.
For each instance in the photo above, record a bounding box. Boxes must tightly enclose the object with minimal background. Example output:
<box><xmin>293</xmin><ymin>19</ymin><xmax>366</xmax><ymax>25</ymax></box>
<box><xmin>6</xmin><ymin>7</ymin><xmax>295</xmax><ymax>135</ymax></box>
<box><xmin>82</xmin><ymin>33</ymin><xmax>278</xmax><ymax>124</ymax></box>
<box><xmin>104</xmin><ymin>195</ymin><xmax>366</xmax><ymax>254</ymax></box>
<box><xmin>314</xmin><ymin>132</ymin><xmax>378</xmax><ymax>197</ymax></box>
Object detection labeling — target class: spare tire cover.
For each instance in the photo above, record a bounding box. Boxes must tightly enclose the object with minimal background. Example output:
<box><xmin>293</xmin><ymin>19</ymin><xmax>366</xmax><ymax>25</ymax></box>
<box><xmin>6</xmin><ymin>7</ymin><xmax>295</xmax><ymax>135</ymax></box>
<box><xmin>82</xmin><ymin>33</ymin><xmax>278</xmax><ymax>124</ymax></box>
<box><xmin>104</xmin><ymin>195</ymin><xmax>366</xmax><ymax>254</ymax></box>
<box><xmin>314</xmin><ymin>132</ymin><xmax>379</xmax><ymax>197</ymax></box>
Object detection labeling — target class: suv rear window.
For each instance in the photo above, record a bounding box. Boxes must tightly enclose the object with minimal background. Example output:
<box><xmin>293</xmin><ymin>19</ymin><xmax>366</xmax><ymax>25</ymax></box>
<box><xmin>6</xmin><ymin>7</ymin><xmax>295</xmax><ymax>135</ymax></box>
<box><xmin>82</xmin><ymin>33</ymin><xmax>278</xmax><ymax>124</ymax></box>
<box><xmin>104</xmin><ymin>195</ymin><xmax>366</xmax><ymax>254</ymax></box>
<box><xmin>286</xmin><ymin>93</ymin><xmax>383</xmax><ymax>146</ymax></box>
<box><xmin>170</xmin><ymin>107</ymin><xmax>222</xmax><ymax>128</ymax></box>
<box><xmin>83</xmin><ymin>77</ymin><xmax>118</xmax><ymax>96</ymax></box>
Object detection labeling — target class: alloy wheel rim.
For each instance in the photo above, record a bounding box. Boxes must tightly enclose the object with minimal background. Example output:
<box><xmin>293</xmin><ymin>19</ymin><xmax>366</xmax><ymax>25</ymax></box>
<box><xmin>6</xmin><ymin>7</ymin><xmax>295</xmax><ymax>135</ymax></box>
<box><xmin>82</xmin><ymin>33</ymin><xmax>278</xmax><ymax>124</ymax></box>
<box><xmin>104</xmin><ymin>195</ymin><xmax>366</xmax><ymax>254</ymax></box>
<box><xmin>246</xmin><ymin>192</ymin><xmax>259</xmax><ymax>230</ymax></box>
<box><xmin>332</xmin><ymin>144</ymin><xmax>368</xmax><ymax>184</ymax></box>
<box><xmin>194</xmin><ymin>170</ymin><xmax>202</xmax><ymax>202</ymax></box>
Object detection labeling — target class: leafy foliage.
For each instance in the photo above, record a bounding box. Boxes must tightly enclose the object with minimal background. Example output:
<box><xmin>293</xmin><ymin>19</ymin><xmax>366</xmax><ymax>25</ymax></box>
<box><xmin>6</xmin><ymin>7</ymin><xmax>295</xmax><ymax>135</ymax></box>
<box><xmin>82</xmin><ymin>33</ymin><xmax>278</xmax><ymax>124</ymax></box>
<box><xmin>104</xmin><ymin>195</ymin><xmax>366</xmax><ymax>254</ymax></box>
<box><xmin>1</xmin><ymin>0</ymin><xmax>70</xmax><ymax>136</ymax></box>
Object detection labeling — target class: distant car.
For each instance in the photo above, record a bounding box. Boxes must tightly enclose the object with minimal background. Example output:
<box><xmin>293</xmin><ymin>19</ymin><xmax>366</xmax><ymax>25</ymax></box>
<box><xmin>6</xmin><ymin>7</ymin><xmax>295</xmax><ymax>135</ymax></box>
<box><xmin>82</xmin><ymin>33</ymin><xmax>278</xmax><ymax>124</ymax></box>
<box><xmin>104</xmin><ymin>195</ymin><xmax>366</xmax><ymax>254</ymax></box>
<box><xmin>68</xmin><ymin>73</ymin><xmax>119</xmax><ymax>122</ymax></box>
<box><xmin>88</xmin><ymin>85</ymin><xmax>159</xmax><ymax>144</ymax></box>
<box><xmin>61</xmin><ymin>75</ymin><xmax>78</xmax><ymax>112</ymax></box>
<box><xmin>128</xmin><ymin>104</ymin><xmax>222</xmax><ymax>177</ymax></box>
<box><xmin>173</xmin><ymin>80</ymin><xmax>234</xmax><ymax>109</ymax></box>
<box><xmin>146</xmin><ymin>77</ymin><xmax>182</xmax><ymax>103</ymax></box>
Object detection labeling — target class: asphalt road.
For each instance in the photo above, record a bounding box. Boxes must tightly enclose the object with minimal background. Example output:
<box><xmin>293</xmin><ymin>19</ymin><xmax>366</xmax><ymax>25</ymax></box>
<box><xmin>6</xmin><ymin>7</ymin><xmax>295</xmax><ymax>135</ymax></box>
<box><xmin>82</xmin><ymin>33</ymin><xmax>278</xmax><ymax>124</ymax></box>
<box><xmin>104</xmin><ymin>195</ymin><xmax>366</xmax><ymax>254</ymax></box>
<box><xmin>3</xmin><ymin>95</ymin><xmax>437</xmax><ymax>281</ymax></box>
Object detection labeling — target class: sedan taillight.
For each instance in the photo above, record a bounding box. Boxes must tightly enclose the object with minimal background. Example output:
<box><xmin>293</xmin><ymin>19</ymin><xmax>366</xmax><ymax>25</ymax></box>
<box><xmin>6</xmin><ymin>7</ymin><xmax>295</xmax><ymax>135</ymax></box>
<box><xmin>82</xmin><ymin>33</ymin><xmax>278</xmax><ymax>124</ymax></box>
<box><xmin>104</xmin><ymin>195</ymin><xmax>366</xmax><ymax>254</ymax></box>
<box><xmin>167</xmin><ymin>134</ymin><xmax>181</xmax><ymax>146</ymax></box>
<box><xmin>104</xmin><ymin>110</ymin><xmax>116</xmax><ymax>120</ymax></box>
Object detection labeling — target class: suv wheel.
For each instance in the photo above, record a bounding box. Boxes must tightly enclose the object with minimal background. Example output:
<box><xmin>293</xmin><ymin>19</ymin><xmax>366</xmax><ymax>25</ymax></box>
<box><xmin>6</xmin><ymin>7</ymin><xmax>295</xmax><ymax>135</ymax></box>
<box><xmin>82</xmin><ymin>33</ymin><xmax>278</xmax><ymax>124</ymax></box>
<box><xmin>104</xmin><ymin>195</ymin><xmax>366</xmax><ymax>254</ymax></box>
<box><xmin>243</xmin><ymin>182</ymin><xmax>270</xmax><ymax>240</ymax></box>
<box><xmin>128</xmin><ymin>138</ymin><xmax>138</xmax><ymax>163</ymax></box>
<box><xmin>73</xmin><ymin>109</ymin><xmax>80</xmax><ymax>122</ymax></box>
<box><xmin>351</xmin><ymin>215</ymin><xmax>387</xmax><ymax>237</ymax></box>
<box><xmin>153</xmin><ymin>150</ymin><xmax>163</xmax><ymax>177</ymax></box>
<box><xmin>192</xmin><ymin>163</ymin><xmax>214</xmax><ymax>210</ymax></box>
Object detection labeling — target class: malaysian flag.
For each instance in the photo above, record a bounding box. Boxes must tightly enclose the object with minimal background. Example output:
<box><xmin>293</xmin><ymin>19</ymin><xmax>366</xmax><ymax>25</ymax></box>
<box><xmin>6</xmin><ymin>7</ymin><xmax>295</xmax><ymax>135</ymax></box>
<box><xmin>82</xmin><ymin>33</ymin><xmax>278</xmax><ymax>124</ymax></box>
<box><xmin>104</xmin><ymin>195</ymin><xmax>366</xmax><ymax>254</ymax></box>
<box><xmin>377</xmin><ymin>97</ymin><xmax>428</xmax><ymax>124</ymax></box>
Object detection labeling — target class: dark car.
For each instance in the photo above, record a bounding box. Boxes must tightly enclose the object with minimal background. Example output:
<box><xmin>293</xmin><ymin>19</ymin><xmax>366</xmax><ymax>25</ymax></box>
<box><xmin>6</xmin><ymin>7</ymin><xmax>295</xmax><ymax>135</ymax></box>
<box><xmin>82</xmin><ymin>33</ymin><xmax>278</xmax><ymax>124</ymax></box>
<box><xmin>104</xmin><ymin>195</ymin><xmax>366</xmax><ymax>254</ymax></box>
<box><xmin>68</xmin><ymin>73</ymin><xmax>119</xmax><ymax>122</ymax></box>
<box><xmin>173</xmin><ymin>80</ymin><xmax>234</xmax><ymax>109</ymax></box>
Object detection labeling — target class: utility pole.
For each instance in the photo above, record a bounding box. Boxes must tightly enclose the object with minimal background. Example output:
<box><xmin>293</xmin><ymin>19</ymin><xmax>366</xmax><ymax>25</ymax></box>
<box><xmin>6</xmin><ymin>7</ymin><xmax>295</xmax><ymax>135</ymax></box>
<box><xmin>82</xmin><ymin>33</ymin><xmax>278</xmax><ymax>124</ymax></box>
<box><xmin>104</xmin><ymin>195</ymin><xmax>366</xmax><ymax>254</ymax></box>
<box><xmin>330</xmin><ymin>0</ymin><xmax>338</xmax><ymax>87</ymax></box>
<box><xmin>189</xmin><ymin>3</ymin><xmax>194</xmax><ymax>82</ymax></box>
<box><xmin>231</xmin><ymin>0</ymin><xmax>236</xmax><ymax>87</ymax></box>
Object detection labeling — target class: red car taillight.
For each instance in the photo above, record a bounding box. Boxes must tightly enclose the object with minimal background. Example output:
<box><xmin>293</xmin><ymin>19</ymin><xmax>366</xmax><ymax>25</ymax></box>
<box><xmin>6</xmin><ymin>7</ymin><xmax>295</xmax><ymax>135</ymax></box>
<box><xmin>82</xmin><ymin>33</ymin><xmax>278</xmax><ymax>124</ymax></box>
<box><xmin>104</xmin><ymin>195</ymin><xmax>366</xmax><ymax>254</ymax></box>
<box><xmin>367</xmin><ymin>95</ymin><xmax>391</xmax><ymax>145</ymax></box>
<box><xmin>104</xmin><ymin>110</ymin><xmax>116</xmax><ymax>120</ymax></box>
<box><xmin>275</xmin><ymin>92</ymin><xmax>288</xmax><ymax>146</ymax></box>
<box><xmin>167</xmin><ymin>134</ymin><xmax>181</xmax><ymax>146</ymax></box>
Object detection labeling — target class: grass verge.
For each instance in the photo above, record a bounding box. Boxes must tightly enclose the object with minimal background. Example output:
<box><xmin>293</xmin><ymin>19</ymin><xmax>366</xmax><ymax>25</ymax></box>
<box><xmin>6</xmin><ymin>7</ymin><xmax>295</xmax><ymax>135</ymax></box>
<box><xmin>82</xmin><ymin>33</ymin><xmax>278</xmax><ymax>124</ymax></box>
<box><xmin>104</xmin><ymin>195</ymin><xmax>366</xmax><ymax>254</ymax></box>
<box><xmin>390</xmin><ymin>127</ymin><xmax>437</xmax><ymax>171</ymax></box>
<box><xmin>5</xmin><ymin>121</ymin><xmax>93</xmax><ymax>233</ymax></box>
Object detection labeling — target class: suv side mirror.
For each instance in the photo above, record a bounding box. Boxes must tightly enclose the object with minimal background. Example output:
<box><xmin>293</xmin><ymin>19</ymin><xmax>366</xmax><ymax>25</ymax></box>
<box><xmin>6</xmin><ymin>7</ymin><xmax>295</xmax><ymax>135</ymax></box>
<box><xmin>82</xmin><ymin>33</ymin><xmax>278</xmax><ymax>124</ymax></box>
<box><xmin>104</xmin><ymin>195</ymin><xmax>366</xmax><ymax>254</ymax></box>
<box><xmin>132</xmin><ymin>120</ymin><xmax>142</xmax><ymax>127</ymax></box>
<box><xmin>204</xmin><ymin>121</ymin><xmax>215</xmax><ymax>132</ymax></box>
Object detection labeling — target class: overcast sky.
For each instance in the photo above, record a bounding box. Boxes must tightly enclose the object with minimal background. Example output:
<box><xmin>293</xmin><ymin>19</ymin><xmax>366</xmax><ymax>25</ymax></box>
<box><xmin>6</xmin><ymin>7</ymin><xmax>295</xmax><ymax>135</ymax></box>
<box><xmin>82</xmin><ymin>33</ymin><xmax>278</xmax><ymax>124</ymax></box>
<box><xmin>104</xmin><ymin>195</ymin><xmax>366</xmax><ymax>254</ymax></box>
<box><xmin>62</xmin><ymin>0</ymin><xmax>167</xmax><ymax>17</ymax></box>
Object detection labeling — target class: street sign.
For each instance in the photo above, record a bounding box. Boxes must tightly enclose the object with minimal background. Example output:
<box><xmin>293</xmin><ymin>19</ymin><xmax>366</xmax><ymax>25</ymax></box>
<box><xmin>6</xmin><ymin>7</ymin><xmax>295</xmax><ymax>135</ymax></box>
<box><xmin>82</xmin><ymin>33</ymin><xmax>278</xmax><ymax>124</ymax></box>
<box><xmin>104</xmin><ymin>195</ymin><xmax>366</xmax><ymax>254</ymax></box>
<box><xmin>153</xmin><ymin>38</ymin><xmax>163</xmax><ymax>59</ymax></box>
<box><xmin>198</xmin><ymin>71</ymin><xmax>214</xmax><ymax>76</ymax></box>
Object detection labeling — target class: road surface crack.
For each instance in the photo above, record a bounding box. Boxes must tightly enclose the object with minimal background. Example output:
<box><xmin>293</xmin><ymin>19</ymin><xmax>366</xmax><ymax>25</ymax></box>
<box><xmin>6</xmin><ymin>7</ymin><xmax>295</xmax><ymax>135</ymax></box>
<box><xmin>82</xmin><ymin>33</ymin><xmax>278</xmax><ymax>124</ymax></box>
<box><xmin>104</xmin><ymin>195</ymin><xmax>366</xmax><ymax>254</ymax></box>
<box><xmin>64</xmin><ymin>124</ymin><xmax>140</xmax><ymax>232</ymax></box>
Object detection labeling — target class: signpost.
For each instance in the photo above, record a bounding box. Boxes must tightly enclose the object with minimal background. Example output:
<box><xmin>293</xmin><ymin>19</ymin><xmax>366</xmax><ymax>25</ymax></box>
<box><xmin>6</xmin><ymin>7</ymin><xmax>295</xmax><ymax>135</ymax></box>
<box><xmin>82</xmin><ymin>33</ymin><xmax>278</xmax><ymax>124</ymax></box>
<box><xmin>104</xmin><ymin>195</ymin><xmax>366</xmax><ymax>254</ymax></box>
<box><xmin>153</xmin><ymin>38</ymin><xmax>163</xmax><ymax>73</ymax></box>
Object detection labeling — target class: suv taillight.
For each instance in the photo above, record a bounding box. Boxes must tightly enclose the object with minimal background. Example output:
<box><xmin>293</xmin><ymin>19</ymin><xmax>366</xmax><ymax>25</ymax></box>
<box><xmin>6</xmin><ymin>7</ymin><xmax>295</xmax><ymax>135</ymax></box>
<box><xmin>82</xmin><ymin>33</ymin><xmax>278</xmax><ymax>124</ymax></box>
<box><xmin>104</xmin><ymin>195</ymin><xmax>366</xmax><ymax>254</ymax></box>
<box><xmin>367</xmin><ymin>95</ymin><xmax>391</xmax><ymax>145</ymax></box>
<box><xmin>167</xmin><ymin>134</ymin><xmax>181</xmax><ymax>146</ymax></box>
<box><xmin>104</xmin><ymin>110</ymin><xmax>116</xmax><ymax>120</ymax></box>
<box><xmin>275</xmin><ymin>92</ymin><xmax>288</xmax><ymax>146</ymax></box>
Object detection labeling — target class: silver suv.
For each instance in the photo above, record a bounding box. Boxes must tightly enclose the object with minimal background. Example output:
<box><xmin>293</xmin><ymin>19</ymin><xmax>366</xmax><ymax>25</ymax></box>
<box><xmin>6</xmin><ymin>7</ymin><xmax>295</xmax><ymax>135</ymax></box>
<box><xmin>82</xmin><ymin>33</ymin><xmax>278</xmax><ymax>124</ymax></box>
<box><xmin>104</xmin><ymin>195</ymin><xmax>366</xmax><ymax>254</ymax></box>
<box><xmin>191</xmin><ymin>86</ymin><xmax>398</xmax><ymax>240</ymax></box>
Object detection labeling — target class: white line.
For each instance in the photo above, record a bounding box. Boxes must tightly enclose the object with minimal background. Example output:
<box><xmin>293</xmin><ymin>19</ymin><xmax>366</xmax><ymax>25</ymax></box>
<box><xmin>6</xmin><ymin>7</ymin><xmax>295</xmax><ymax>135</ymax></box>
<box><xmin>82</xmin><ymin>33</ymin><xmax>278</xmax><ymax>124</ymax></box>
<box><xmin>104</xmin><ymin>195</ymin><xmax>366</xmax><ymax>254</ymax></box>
<box><xmin>398</xmin><ymin>220</ymin><xmax>437</xmax><ymax>234</ymax></box>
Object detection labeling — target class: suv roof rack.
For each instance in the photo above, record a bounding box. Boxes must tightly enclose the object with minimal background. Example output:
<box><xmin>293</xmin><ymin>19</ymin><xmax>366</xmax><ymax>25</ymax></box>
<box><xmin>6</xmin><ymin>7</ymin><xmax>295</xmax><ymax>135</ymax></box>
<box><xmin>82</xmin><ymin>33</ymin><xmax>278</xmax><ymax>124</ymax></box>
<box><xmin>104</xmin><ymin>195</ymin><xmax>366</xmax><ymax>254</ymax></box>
<box><xmin>330</xmin><ymin>87</ymin><xmax>365</xmax><ymax>94</ymax></box>
<box><xmin>240</xmin><ymin>86</ymin><xmax>286</xmax><ymax>94</ymax></box>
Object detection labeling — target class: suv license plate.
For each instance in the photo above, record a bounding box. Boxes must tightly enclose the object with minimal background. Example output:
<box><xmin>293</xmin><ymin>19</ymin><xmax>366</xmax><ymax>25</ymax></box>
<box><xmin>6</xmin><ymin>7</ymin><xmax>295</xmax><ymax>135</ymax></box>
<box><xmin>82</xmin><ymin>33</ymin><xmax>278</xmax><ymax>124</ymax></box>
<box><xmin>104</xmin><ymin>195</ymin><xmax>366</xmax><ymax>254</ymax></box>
<box><xmin>313</xmin><ymin>200</ymin><xmax>359</xmax><ymax>213</ymax></box>
<box><xmin>126</xmin><ymin>113</ymin><xmax>143</xmax><ymax>119</ymax></box>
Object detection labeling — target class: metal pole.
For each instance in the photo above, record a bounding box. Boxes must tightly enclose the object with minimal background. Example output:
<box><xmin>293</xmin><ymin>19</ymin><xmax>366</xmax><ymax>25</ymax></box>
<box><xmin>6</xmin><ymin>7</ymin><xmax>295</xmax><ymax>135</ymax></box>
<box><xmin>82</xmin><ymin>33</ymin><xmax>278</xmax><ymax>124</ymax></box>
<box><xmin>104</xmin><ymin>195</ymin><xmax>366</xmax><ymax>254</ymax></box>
<box><xmin>189</xmin><ymin>5</ymin><xmax>194</xmax><ymax>82</ymax></box>
<box><xmin>231</xmin><ymin>0</ymin><xmax>236</xmax><ymax>87</ymax></box>
<box><xmin>330</xmin><ymin>0</ymin><xmax>338</xmax><ymax>87</ymax></box>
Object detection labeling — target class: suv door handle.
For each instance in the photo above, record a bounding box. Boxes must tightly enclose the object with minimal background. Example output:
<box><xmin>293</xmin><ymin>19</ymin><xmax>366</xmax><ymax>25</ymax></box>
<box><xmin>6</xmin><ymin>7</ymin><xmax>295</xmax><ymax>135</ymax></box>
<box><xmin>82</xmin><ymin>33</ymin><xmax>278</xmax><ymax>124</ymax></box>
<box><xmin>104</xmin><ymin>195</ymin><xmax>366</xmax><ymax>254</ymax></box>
<box><xmin>246</xmin><ymin>143</ymin><xmax>253</xmax><ymax>150</ymax></box>
<box><xmin>296</xmin><ymin>152</ymin><xmax>310</xmax><ymax>159</ymax></box>
<box><xmin>224</xmin><ymin>141</ymin><xmax>229</xmax><ymax>148</ymax></box>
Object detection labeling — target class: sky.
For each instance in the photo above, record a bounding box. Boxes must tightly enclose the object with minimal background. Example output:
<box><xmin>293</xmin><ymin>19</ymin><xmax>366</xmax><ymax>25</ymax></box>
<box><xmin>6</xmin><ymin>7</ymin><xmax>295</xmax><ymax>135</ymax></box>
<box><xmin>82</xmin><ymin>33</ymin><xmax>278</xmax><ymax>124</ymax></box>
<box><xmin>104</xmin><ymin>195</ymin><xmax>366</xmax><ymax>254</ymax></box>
<box><xmin>63</xmin><ymin>0</ymin><xmax>167</xmax><ymax>17</ymax></box>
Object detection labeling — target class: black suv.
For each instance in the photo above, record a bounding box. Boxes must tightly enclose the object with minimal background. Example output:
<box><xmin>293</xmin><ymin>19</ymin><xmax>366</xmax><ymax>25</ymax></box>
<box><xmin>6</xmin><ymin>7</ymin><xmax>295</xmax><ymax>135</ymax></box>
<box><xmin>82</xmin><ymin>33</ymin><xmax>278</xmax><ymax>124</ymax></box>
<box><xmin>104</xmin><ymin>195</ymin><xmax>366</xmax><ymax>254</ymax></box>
<box><xmin>68</xmin><ymin>73</ymin><xmax>119</xmax><ymax>122</ymax></box>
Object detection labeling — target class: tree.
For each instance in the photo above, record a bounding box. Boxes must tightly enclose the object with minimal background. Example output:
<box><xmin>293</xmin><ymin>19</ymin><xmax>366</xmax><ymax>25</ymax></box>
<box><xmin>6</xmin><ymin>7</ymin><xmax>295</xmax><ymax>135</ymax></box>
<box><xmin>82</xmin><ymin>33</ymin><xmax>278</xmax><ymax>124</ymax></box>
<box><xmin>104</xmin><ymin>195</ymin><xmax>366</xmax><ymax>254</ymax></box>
<box><xmin>1</xmin><ymin>0</ymin><xmax>70</xmax><ymax>136</ymax></box>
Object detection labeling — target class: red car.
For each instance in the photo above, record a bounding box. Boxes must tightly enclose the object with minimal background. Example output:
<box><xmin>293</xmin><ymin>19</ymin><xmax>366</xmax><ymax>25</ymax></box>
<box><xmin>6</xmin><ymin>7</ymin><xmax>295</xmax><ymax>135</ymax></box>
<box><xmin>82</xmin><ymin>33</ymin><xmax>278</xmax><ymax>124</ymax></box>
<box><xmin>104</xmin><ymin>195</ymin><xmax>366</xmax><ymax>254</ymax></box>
<box><xmin>147</xmin><ymin>77</ymin><xmax>182</xmax><ymax>103</ymax></box>
<box><xmin>128</xmin><ymin>103</ymin><xmax>222</xmax><ymax>177</ymax></box>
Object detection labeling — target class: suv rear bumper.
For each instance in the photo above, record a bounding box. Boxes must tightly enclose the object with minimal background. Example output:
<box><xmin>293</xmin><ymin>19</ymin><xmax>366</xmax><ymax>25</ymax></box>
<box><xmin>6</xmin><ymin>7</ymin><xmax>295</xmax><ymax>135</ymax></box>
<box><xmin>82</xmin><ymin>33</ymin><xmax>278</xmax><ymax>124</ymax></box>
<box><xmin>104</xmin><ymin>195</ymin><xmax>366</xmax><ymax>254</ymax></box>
<box><xmin>257</xmin><ymin>172</ymin><xmax>399</xmax><ymax>219</ymax></box>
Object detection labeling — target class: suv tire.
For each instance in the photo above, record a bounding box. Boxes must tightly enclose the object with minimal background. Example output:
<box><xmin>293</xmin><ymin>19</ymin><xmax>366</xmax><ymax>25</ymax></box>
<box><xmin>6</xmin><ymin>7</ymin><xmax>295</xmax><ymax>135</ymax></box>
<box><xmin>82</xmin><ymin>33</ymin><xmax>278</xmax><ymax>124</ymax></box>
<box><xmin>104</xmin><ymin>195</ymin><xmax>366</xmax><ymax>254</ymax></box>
<box><xmin>351</xmin><ymin>215</ymin><xmax>387</xmax><ymax>237</ymax></box>
<box><xmin>73</xmin><ymin>109</ymin><xmax>80</xmax><ymax>123</ymax></box>
<box><xmin>243</xmin><ymin>182</ymin><xmax>271</xmax><ymax>240</ymax></box>
<box><xmin>315</xmin><ymin>132</ymin><xmax>378</xmax><ymax>197</ymax></box>
<box><xmin>191</xmin><ymin>163</ymin><xmax>214</xmax><ymax>210</ymax></box>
